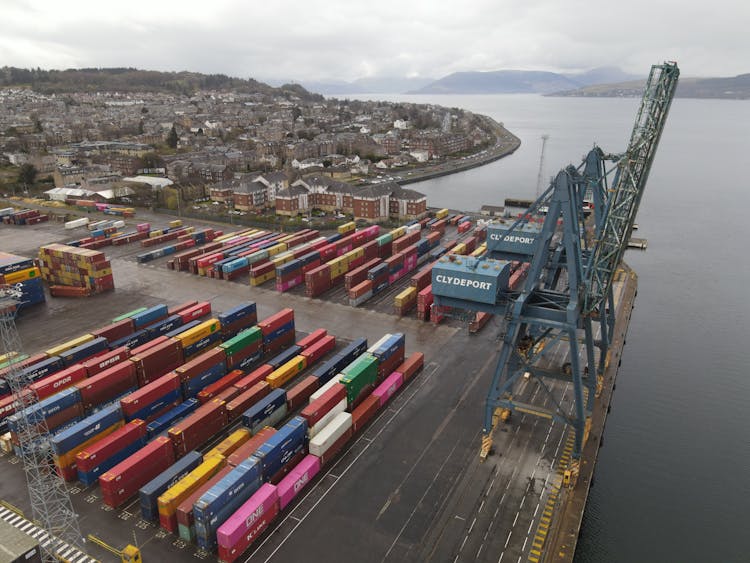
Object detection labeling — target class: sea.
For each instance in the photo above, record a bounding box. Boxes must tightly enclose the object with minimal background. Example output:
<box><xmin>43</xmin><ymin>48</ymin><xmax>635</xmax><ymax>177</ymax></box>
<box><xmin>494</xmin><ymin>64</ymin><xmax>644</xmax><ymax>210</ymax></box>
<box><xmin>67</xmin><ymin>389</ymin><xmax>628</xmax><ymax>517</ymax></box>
<box><xmin>343</xmin><ymin>91</ymin><xmax>750</xmax><ymax>562</ymax></box>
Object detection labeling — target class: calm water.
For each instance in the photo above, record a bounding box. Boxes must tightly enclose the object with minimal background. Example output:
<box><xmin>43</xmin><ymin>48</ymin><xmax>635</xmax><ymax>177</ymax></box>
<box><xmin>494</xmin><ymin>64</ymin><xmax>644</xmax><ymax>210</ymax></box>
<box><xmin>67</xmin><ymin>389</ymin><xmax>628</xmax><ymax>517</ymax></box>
<box><xmin>347</xmin><ymin>92</ymin><xmax>750</xmax><ymax>562</ymax></box>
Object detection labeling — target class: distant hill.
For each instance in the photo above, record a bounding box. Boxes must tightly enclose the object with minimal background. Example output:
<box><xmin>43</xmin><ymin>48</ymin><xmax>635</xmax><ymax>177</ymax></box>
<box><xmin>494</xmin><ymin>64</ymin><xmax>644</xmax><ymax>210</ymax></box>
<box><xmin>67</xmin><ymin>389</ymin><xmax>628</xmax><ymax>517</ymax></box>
<box><xmin>0</xmin><ymin>66</ymin><xmax>325</xmax><ymax>100</ymax></box>
<box><xmin>550</xmin><ymin>74</ymin><xmax>750</xmax><ymax>99</ymax></box>
<box><xmin>410</xmin><ymin>70</ymin><xmax>581</xmax><ymax>94</ymax></box>
<box><xmin>292</xmin><ymin>76</ymin><xmax>435</xmax><ymax>95</ymax></box>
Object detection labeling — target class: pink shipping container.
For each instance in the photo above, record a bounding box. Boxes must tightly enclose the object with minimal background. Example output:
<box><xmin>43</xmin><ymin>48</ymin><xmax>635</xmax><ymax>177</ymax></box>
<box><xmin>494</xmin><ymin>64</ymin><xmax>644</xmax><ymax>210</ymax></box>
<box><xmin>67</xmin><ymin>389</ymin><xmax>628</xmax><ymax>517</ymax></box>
<box><xmin>277</xmin><ymin>454</ymin><xmax>321</xmax><ymax>510</ymax></box>
<box><xmin>372</xmin><ymin>371</ymin><xmax>404</xmax><ymax>406</ymax></box>
<box><xmin>217</xmin><ymin>483</ymin><xmax>279</xmax><ymax>563</ymax></box>
<box><xmin>275</xmin><ymin>275</ymin><xmax>303</xmax><ymax>292</ymax></box>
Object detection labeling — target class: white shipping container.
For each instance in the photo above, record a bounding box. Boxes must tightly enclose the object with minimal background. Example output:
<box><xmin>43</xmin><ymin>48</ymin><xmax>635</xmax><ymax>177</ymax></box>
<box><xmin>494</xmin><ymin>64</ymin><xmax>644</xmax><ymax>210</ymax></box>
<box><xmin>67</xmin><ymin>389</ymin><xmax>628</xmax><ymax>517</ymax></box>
<box><xmin>406</xmin><ymin>224</ymin><xmax>421</xmax><ymax>235</ymax></box>
<box><xmin>367</xmin><ymin>334</ymin><xmax>392</xmax><ymax>354</ymax></box>
<box><xmin>113</xmin><ymin>220</ymin><xmax>125</xmax><ymax>228</ymax></box>
<box><xmin>0</xmin><ymin>208</ymin><xmax>15</xmax><ymax>217</ymax></box>
<box><xmin>64</xmin><ymin>217</ymin><xmax>89</xmax><ymax>229</ymax></box>
<box><xmin>308</xmin><ymin>398</ymin><xmax>346</xmax><ymax>438</ymax></box>
<box><xmin>309</xmin><ymin>412</ymin><xmax>352</xmax><ymax>456</ymax></box>
<box><xmin>349</xmin><ymin>291</ymin><xmax>373</xmax><ymax>307</ymax></box>
<box><xmin>309</xmin><ymin>376</ymin><xmax>343</xmax><ymax>404</ymax></box>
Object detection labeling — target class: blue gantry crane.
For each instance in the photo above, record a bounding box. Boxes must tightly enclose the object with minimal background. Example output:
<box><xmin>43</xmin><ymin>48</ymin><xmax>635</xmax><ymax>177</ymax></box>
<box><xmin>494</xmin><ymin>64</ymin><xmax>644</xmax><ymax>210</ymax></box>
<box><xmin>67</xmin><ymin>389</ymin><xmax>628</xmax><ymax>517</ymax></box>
<box><xmin>431</xmin><ymin>62</ymin><xmax>679</xmax><ymax>460</ymax></box>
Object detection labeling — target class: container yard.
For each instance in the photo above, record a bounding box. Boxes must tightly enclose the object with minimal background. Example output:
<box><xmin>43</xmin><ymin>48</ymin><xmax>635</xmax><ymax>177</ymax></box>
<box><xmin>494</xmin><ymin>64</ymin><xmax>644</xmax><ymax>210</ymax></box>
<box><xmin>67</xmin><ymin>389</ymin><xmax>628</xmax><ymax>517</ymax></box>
<box><xmin>0</xmin><ymin>204</ymin><xmax>637</xmax><ymax>563</ymax></box>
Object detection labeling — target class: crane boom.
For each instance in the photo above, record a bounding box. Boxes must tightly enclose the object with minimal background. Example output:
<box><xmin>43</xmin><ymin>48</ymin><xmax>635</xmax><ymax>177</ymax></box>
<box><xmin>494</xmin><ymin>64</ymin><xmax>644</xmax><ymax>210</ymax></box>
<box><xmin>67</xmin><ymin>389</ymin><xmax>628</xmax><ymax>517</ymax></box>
<box><xmin>583</xmin><ymin>62</ymin><xmax>679</xmax><ymax>315</ymax></box>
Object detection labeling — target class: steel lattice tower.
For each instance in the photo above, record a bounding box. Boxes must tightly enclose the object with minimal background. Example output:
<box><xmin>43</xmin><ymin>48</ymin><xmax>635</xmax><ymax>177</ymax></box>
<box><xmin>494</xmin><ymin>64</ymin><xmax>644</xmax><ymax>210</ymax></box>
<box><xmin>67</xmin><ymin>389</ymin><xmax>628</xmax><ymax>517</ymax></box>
<box><xmin>0</xmin><ymin>286</ymin><xmax>84</xmax><ymax>561</ymax></box>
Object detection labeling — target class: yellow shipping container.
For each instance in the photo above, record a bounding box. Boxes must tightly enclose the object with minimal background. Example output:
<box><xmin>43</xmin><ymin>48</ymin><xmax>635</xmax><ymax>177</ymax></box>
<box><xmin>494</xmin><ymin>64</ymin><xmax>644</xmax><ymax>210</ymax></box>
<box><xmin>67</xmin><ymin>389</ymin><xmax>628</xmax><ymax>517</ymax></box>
<box><xmin>3</xmin><ymin>266</ymin><xmax>41</xmax><ymax>284</ymax></box>
<box><xmin>338</xmin><ymin>221</ymin><xmax>356</xmax><ymax>235</ymax></box>
<box><xmin>45</xmin><ymin>333</ymin><xmax>96</xmax><ymax>358</ymax></box>
<box><xmin>271</xmin><ymin>254</ymin><xmax>294</xmax><ymax>267</ymax></box>
<box><xmin>390</xmin><ymin>226</ymin><xmax>406</xmax><ymax>240</ymax></box>
<box><xmin>0</xmin><ymin>352</ymin><xmax>17</xmax><ymax>364</ymax></box>
<box><xmin>266</xmin><ymin>355</ymin><xmax>307</xmax><ymax>389</ymax></box>
<box><xmin>450</xmin><ymin>243</ymin><xmax>467</xmax><ymax>255</ymax></box>
<box><xmin>436</xmin><ymin>208</ymin><xmax>449</xmax><ymax>219</ymax></box>
<box><xmin>344</xmin><ymin>247</ymin><xmax>364</xmax><ymax>264</ymax></box>
<box><xmin>278</xmin><ymin>234</ymin><xmax>296</xmax><ymax>243</ymax></box>
<box><xmin>205</xmin><ymin>428</ymin><xmax>251</xmax><ymax>460</ymax></box>
<box><xmin>470</xmin><ymin>243</ymin><xmax>487</xmax><ymax>257</ymax></box>
<box><xmin>395</xmin><ymin>286</ymin><xmax>417</xmax><ymax>307</ymax></box>
<box><xmin>173</xmin><ymin>319</ymin><xmax>221</xmax><ymax>348</ymax></box>
<box><xmin>157</xmin><ymin>455</ymin><xmax>226</xmax><ymax>517</ymax></box>
<box><xmin>169</xmin><ymin>219</ymin><xmax>182</xmax><ymax>228</ymax></box>
<box><xmin>53</xmin><ymin>421</ymin><xmax>124</xmax><ymax>468</ymax></box>
<box><xmin>149</xmin><ymin>230</ymin><xmax>163</xmax><ymax>238</ymax></box>
<box><xmin>267</xmin><ymin>243</ymin><xmax>288</xmax><ymax>257</ymax></box>
<box><xmin>250</xmin><ymin>271</ymin><xmax>275</xmax><ymax>286</ymax></box>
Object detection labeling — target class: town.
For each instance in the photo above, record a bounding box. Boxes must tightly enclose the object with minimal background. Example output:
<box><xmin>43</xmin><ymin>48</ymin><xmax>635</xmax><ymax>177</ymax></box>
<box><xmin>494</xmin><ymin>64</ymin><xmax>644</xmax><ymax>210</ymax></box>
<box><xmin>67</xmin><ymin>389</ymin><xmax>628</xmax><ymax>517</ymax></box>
<box><xmin>0</xmin><ymin>70</ymin><xmax>519</xmax><ymax>224</ymax></box>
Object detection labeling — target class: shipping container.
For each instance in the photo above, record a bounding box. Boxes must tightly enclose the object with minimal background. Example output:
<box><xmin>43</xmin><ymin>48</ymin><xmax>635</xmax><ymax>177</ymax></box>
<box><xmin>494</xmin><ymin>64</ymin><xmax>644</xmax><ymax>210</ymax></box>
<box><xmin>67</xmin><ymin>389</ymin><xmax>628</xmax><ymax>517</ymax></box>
<box><xmin>75</xmin><ymin>419</ymin><xmax>147</xmax><ymax>474</ymax></box>
<box><xmin>29</xmin><ymin>364</ymin><xmax>87</xmax><ymax>400</ymax></box>
<box><xmin>120</xmin><ymin>371</ymin><xmax>182</xmax><ymax>421</ymax></box>
<box><xmin>351</xmin><ymin>394</ymin><xmax>380</xmax><ymax>434</ymax></box>
<box><xmin>309</xmin><ymin>412</ymin><xmax>353</xmax><ymax>460</ymax></box>
<box><xmin>372</xmin><ymin>371</ymin><xmax>404</xmax><ymax>406</ymax></box>
<box><xmin>139</xmin><ymin>450</ymin><xmax>203</xmax><ymax>521</ymax></box>
<box><xmin>396</xmin><ymin>352</ymin><xmax>425</xmax><ymax>382</ymax></box>
<box><xmin>205</xmin><ymin>428</ymin><xmax>251</xmax><ymax>460</ymax></box>
<box><xmin>308</xmin><ymin>398</ymin><xmax>347</xmax><ymax>439</ymax></box>
<box><xmin>301</xmin><ymin>383</ymin><xmax>346</xmax><ymax>428</ymax></box>
<box><xmin>252</xmin><ymin>416</ymin><xmax>307</xmax><ymax>480</ymax></box>
<box><xmin>339</xmin><ymin>353</ymin><xmax>379</xmax><ymax>406</ymax></box>
<box><xmin>51</xmin><ymin>404</ymin><xmax>123</xmax><ymax>456</ymax></box>
<box><xmin>175</xmin><ymin>463</ymin><xmax>234</xmax><ymax>541</ymax></box>
<box><xmin>226</xmin><ymin>427</ymin><xmax>276</xmax><ymax>468</ymax></box>
<box><xmin>130</xmin><ymin>339</ymin><xmax>184</xmax><ymax>387</ymax></box>
<box><xmin>100</xmin><ymin>436</ymin><xmax>176</xmax><ymax>508</ymax></box>
<box><xmin>286</xmin><ymin>376</ymin><xmax>320</xmax><ymax>412</ymax></box>
<box><xmin>242</xmin><ymin>389</ymin><xmax>287</xmax><ymax>435</ymax></box>
<box><xmin>81</xmin><ymin>346</ymin><xmax>129</xmax><ymax>377</ymax></box>
<box><xmin>175</xmin><ymin>347</ymin><xmax>227</xmax><ymax>384</ymax></box>
<box><xmin>216</xmin><ymin>483</ymin><xmax>279</xmax><ymax>563</ymax></box>
<box><xmin>309</xmin><ymin>337</ymin><xmax>367</xmax><ymax>384</ymax></box>
<box><xmin>76</xmin><ymin>361</ymin><xmax>137</xmax><ymax>411</ymax></box>
<box><xmin>193</xmin><ymin>457</ymin><xmax>263</xmax><ymax>551</ymax></box>
<box><xmin>168</xmin><ymin>399</ymin><xmax>228</xmax><ymax>457</ymax></box>
<box><xmin>298</xmin><ymin>335</ymin><xmax>335</xmax><ymax>366</ymax></box>
<box><xmin>233</xmin><ymin>365</ymin><xmax>274</xmax><ymax>392</ymax></box>
<box><xmin>146</xmin><ymin>398</ymin><xmax>199</xmax><ymax>438</ymax></box>
<box><xmin>196</xmin><ymin>369</ymin><xmax>245</xmax><ymax>404</ymax></box>
<box><xmin>277</xmin><ymin>454</ymin><xmax>321</xmax><ymax>511</ymax></box>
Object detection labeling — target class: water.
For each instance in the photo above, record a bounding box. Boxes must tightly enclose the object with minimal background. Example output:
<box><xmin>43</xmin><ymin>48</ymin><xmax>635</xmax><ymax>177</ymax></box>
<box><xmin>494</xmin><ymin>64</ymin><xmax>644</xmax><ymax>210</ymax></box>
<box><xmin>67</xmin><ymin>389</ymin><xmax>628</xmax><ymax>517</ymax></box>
<box><xmin>346</xmin><ymin>92</ymin><xmax>750</xmax><ymax>561</ymax></box>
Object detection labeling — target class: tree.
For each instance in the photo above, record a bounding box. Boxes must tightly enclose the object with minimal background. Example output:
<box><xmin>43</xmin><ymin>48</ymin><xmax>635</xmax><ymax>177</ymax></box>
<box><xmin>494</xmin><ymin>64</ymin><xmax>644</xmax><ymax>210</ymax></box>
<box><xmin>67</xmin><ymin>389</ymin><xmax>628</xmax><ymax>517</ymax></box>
<box><xmin>18</xmin><ymin>163</ymin><xmax>37</xmax><ymax>186</ymax></box>
<box><xmin>167</xmin><ymin>125</ymin><xmax>179</xmax><ymax>148</ymax></box>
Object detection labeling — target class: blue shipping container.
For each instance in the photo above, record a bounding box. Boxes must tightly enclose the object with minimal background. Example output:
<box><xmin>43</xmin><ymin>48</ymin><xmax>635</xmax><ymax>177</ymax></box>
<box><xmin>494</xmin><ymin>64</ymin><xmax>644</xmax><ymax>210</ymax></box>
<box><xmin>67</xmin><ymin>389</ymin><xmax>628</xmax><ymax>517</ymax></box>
<box><xmin>146</xmin><ymin>398</ymin><xmax>199</xmax><ymax>438</ymax></box>
<box><xmin>182</xmin><ymin>363</ymin><xmax>227</xmax><ymax>399</ymax></box>
<box><xmin>371</xmin><ymin>333</ymin><xmax>405</xmax><ymax>362</ymax></box>
<box><xmin>108</xmin><ymin>328</ymin><xmax>151</xmax><ymax>351</ymax></box>
<box><xmin>193</xmin><ymin>456</ymin><xmax>262</xmax><ymax>551</ymax></box>
<box><xmin>51</xmin><ymin>404</ymin><xmax>123</xmax><ymax>455</ymax></box>
<box><xmin>60</xmin><ymin>337</ymin><xmax>108</xmax><ymax>367</ymax></box>
<box><xmin>147</xmin><ymin>314</ymin><xmax>184</xmax><ymax>338</ymax></box>
<box><xmin>218</xmin><ymin>302</ymin><xmax>257</xmax><ymax>327</ymax></box>
<box><xmin>124</xmin><ymin>388</ymin><xmax>182</xmax><ymax>422</ymax></box>
<box><xmin>21</xmin><ymin>356</ymin><xmax>64</xmax><ymax>383</ymax></box>
<box><xmin>242</xmin><ymin>389</ymin><xmax>287</xmax><ymax>434</ymax></box>
<box><xmin>182</xmin><ymin>331</ymin><xmax>222</xmax><ymax>359</ymax></box>
<box><xmin>139</xmin><ymin>450</ymin><xmax>202</xmax><ymax>521</ymax></box>
<box><xmin>266</xmin><ymin>345</ymin><xmax>302</xmax><ymax>370</ymax></box>
<box><xmin>131</xmin><ymin>304</ymin><xmax>169</xmax><ymax>329</ymax></box>
<box><xmin>7</xmin><ymin>387</ymin><xmax>81</xmax><ymax>431</ymax></box>
<box><xmin>252</xmin><ymin>416</ymin><xmax>307</xmax><ymax>479</ymax></box>
<box><xmin>262</xmin><ymin>321</ymin><xmax>295</xmax><ymax>344</ymax></box>
<box><xmin>163</xmin><ymin>320</ymin><xmax>201</xmax><ymax>339</ymax></box>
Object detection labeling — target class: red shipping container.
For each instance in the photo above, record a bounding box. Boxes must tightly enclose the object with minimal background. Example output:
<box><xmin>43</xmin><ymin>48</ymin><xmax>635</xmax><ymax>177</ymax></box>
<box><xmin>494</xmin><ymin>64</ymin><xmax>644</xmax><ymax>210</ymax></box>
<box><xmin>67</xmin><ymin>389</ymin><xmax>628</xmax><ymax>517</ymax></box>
<box><xmin>301</xmin><ymin>383</ymin><xmax>346</xmax><ymax>427</ymax></box>
<box><xmin>168</xmin><ymin>399</ymin><xmax>228</xmax><ymax>456</ymax></box>
<box><xmin>226</xmin><ymin>381</ymin><xmax>271</xmax><ymax>422</ymax></box>
<box><xmin>90</xmin><ymin>319</ymin><xmax>134</xmax><ymax>343</ymax></box>
<box><xmin>174</xmin><ymin>347</ymin><xmax>226</xmax><ymax>383</ymax></box>
<box><xmin>197</xmin><ymin>369</ymin><xmax>245</xmax><ymax>403</ymax></box>
<box><xmin>349</xmin><ymin>280</ymin><xmax>372</xmax><ymax>300</ymax></box>
<box><xmin>0</xmin><ymin>390</ymin><xmax>31</xmax><ymax>421</ymax></box>
<box><xmin>376</xmin><ymin>347</ymin><xmax>405</xmax><ymax>380</ymax></box>
<box><xmin>30</xmin><ymin>364</ymin><xmax>87</xmax><ymax>400</ymax></box>
<box><xmin>174</xmin><ymin>465</ymin><xmax>234</xmax><ymax>529</ymax></box>
<box><xmin>75</xmin><ymin>419</ymin><xmax>147</xmax><ymax>473</ymax></box>
<box><xmin>362</xmin><ymin>240</ymin><xmax>379</xmax><ymax>261</ymax></box>
<box><xmin>226</xmin><ymin>427</ymin><xmax>277</xmax><ymax>468</ymax></box>
<box><xmin>131</xmin><ymin>339</ymin><xmax>184</xmax><ymax>386</ymax></box>
<box><xmin>286</xmin><ymin>376</ymin><xmax>319</xmax><ymax>411</ymax></box>
<box><xmin>76</xmin><ymin>362</ymin><xmax>138</xmax><ymax>411</ymax></box>
<box><xmin>56</xmin><ymin>464</ymin><xmax>78</xmax><ymax>482</ymax></box>
<box><xmin>176</xmin><ymin>301</ymin><xmax>211</xmax><ymax>324</ymax></box>
<box><xmin>100</xmin><ymin>436</ymin><xmax>175</xmax><ymax>508</ymax></box>
<box><xmin>316</xmin><ymin>427</ymin><xmax>353</xmax><ymax>467</ymax></box>
<box><xmin>128</xmin><ymin>336</ymin><xmax>169</xmax><ymax>357</ymax></box>
<box><xmin>120</xmin><ymin>371</ymin><xmax>181</xmax><ymax>419</ymax></box>
<box><xmin>234</xmin><ymin>365</ymin><xmax>273</xmax><ymax>392</ymax></box>
<box><xmin>397</xmin><ymin>352</ymin><xmax>425</xmax><ymax>382</ymax></box>
<box><xmin>296</xmin><ymin>329</ymin><xmax>327</xmax><ymax>350</ymax></box>
<box><xmin>213</xmin><ymin>386</ymin><xmax>241</xmax><ymax>405</ymax></box>
<box><xmin>43</xmin><ymin>402</ymin><xmax>85</xmax><ymax>434</ymax></box>
<box><xmin>352</xmin><ymin>395</ymin><xmax>380</xmax><ymax>434</ymax></box>
<box><xmin>81</xmin><ymin>346</ymin><xmax>129</xmax><ymax>377</ymax></box>
<box><xmin>344</xmin><ymin>258</ymin><xmax>381</xmax><ymax>290</ymax></box>
<box><xmin>264</xmin><ymin>330</ymin><xmax>295</xmax><ymax>356</ymax></box>
<box><xmin>258</xmin><ymin>308</ymin><xmax>294</xmax><ymax>336</ymax></box>
<box><xmin>299</xmin><ymin>335</ymin><xmax>335</xmax><ymax>366</ymax></box>
<box><xmin>168</xmin><ymin>300</ymin><xmax>198</xmax><ymax>315</ymax></box>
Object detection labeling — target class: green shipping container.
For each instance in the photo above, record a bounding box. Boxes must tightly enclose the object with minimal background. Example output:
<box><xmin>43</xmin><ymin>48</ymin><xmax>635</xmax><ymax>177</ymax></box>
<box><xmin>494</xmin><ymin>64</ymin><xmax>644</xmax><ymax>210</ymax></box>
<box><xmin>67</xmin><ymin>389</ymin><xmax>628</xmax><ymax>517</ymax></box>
<box><xmin>0</xmin><ymin>354</ymin><xmax>29</xmax><ymax>371</ymax></box>
<box><xmin>178</xmin><ymin>522</ymin><xmax>195</xmax><ymax>542</ymax></box>
<box><xmin>376</xmin><ymin>234</ymin><xmax>393</xmax><ymax>246</ymax></box>
<box><xmin>340</xmin><ymin>353</ymin><xmax>379</xmax><ymax>405</ymax></box>
<box><xmin>112</xmin><ymin>307</ymin><xmax>147</xmax><ymax>322</ymax></box>
<box><xmin>220</xmin><ymin>326</ymin><xmax>262</xmax><ymax>356</ymax></box>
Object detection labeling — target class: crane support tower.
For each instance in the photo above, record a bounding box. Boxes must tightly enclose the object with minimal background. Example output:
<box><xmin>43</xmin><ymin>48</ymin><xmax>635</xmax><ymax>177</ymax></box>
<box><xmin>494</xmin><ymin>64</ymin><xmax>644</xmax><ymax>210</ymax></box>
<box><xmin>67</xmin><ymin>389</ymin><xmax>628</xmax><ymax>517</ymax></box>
<box><xmin>0</xmin><ymin>286</ymin><xmax>85</xmax><ymax>561</ymax></box>
<box><xmin>430</xmin><ymin>62</ymin><xmax>679</xmax><ymax>460</ymax></box>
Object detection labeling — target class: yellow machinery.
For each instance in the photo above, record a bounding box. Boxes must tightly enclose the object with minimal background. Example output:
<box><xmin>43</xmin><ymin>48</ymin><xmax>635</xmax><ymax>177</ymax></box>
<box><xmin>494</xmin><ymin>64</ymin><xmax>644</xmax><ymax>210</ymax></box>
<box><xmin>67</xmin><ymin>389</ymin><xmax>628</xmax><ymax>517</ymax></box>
<box><xmin>87</xmin><ymin>534</ymin><xmax>142</xmax><ymax>563</ymax></box>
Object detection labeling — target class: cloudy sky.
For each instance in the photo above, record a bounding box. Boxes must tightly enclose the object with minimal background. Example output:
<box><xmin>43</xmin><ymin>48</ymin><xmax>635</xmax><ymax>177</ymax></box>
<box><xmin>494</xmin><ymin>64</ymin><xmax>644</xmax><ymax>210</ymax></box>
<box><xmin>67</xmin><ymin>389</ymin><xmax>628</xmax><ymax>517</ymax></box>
<box><xmin>2</xmin><ymin>0</ymin><xmax>747</xmax><ymax>82</ymax></box>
